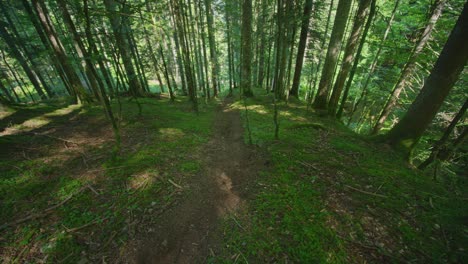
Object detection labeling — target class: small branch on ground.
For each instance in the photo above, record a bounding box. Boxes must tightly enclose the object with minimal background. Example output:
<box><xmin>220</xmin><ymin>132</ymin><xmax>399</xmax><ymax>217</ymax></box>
<box><xmin>345</xmin><ymin>185</ymin><xmax>388</xmax><ymax>198</ymax></box>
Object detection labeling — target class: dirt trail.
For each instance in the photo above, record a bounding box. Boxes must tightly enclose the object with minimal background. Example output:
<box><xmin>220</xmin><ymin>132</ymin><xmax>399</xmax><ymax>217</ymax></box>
<box><xmin>128</xmin><ymin>98</ymin><xmax>265</xmax><ymax>263</ymax></box>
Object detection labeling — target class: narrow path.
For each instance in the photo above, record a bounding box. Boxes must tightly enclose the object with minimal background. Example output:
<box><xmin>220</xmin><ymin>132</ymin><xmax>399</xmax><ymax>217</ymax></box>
<box><xmin>133</xmin><ymin>98</ymin><xmax>265</xmax><ymax>263</ymax></box>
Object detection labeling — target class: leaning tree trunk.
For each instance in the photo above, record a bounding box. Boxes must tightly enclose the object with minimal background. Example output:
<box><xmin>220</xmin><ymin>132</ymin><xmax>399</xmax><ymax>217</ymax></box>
<box><xmin>290</xmin><ymin>0</ymin><xmax>314</xmax><ymax>98</ymax></box>
<box><xmin>0</xmin><ymin>21</ymin><xmax>48</xmax><ymax>100</ymax></box>
<box><xmin>313</xmin><ymin>0</ymin><xmax>352</xmax><ymax>110</ymax></box>
<box><xmin>241</xmin><ymin>0</ymin><xmax>253</xmax><ymax>96</ymax></box>
<box><xmin>372</xmin><ymin>0</ymin><xmax>445</xmax><ymax>134</ymax></box>
<box><xmin>384</xmin><ymin>2</ymin><xmax>467</xmax><ymax>156</ymax></box>
<box><xmin>31</xmin><ymin>0</ymin><xmax>89</xmax><ymax>103</ymax></box>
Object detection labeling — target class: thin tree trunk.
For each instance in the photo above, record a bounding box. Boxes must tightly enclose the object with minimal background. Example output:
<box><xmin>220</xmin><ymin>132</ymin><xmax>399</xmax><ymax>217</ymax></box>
<box><xmin>337</xmin><ymin>0</ymin><xmax>377</xmax><ymax>119</ymax></box>
<box><xmin>372</xmin><ymin>0</ymin><xmax>445</xmax><ymax>134</ymax></box>
<box><xmin>104</xmin><ymin>0</ymin><xmax>144</xmax><ymax>97</ymax></box>
<box><xmin>290</xmin><ymin>0</ymin><xmax>314</xmax><ymax>97</ymax></box>
<box><xmin>205</xmin><ymin>0</ymin><xmax>219</xmax><ymax>97</ymax></box>
<box><xmin>241</xmin><ymin>0</ymin><xmax>254</xmax><ymax>96</ymax></box>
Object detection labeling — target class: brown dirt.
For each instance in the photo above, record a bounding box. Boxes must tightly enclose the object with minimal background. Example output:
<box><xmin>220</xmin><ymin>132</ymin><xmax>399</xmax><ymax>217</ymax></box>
<box><xmin>121</xmin><ymin>98</ymin><xmax>266</xmax><ymax>263</ymax></box>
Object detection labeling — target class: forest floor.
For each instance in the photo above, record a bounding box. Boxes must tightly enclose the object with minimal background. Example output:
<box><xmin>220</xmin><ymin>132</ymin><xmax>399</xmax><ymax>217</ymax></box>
<box><xmin>0</xmin><ymin>91</ymin><xmax>466</xmax><ymax>263</ymax></box>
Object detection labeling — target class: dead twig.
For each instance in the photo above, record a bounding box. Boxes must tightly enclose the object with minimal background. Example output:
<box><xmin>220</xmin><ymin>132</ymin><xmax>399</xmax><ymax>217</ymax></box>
<box><xmin>64</xmin><ymin>217</ymin><xmax>108</xmax><ymax>233</ymax></box>
<box><xmin>345</xmin><ymin>185</ymin><xmax>388</xmax><ymax>198</ymax></box>
<box><xmin>296</xmin><ymin>160</ymin><xmax>318</xmax><ymax>170</ymax></box>
<box><xmin>168</xmin><ymin>179</ymin><xmax>183</xmax><ymax>189</ymax></box>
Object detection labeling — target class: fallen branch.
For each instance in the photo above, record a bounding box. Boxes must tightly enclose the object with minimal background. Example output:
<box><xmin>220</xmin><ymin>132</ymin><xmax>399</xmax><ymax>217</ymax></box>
<box><xmin>345</xmin><ymin>185</ymin><xmax>388</xmax><ymax>198</ymax></box>
<box><xmin>296</xmin><ymin>160</ymin><xmax>318</xmax><ymax>170</ymax></box>
<box><xmin>64</xmin><ymin>217</ymin><xmax>107</xmax><ymax>233</ymax></box>
<box><xmin>168</xmin><ymin>179</ymin><xmax>183</xmax><ymax>189</ymax></box>
<box><xmin>0</xmin><ymin>186</ymin><xmax>88</xmax><ymax>231</ymax></box>
<box><xmin>32</xmin><ymin>132</ymin><xmax>79</xmax><ymax>145</ymax></box>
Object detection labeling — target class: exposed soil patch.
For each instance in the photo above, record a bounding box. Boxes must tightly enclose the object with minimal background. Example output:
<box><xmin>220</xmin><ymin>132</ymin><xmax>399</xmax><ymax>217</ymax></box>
<box><xmin>123</xmin><ymin>98</ymin><xmax>266</xmax><ymax>263</ymax></box>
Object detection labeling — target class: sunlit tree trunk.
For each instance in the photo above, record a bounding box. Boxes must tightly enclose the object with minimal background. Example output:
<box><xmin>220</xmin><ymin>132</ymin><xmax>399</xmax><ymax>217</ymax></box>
<box><xmin>313</xmin><ymin>0</ymin><xmax>352</xmax><ymax>110</ymax></box>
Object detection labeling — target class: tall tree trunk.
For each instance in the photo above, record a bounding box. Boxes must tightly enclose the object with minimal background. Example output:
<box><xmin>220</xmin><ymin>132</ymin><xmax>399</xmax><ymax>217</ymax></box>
<box><xmin>204</xmin><ymin>0</ymin><xmax>219</xmax><ymax>97</ymax></box>
<box><xmin>241</xmin><ymin>0</ymin><xmax>253</xmax><ymax>96</ymax></box>
<box><xmin>290</xmin><ymin>0</ymin><xmax>314</xmax><ymax>98</ymax></box>
<box><xmin>0</xmin><ymin>21</ymin><xmax>47</xmax><ymax>100</ymax></box>
<box><xmin>31</xmin><ymin>0</ymin><xmax>89</xmax><ymax>103</ymax></box>
<box><xmin>328</xmin><ymin>0</ymin><xmax>373</xmax><ymax>115</ymax></box>
<box><xmin>171</xmin><ymin>0</ymin><xmax>198</xmax><ymax>111</ymax></box>
<box><xmin>104</xmin><ymin>0</ymin><xmax>144</xmax><ymax>97</ymax></box>
<box><xmin>313</xmin><ymin>0</ymin><xmax>352</xmax><ymax>110</ymax></box>
<box><xmin>384</xmin><ymin>2</ymin><xmax>467</xmax><ymax>156</ymax></box>
<box><xmin>372</xmin><ymin>0</ymin><xmax>445</xmax><ymax>134</ymax></box>
<box><xmin>159</xmin><ymin>45</ymin><xmax>175</xmax><ymax>101</ymax></box>
<box><xmin>337</xmin><ymin>0</ymin><xmax>377</xmax><ymax>119</ymax></box>
<box><xmin>307</xmin><ymin>0</ymin><xmax>334</xmax><ymax>108</ymax></box>
<box><xmin>57</xmin><ymin>0</ymin><xmax>102</xmax><ymax>101</ymax></box>
<box><xmin>256</xmin><ymin>0</ymin><xmax>268</xmax><ymax>88</ymax></box>
<box><xmin>348</xmin><ymin>0</ymin><xmax>399</xmax><ymax>123</ymax></box>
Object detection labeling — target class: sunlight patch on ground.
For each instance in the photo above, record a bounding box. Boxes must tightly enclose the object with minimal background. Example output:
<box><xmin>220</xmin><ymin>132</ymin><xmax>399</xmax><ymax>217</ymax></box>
<box><xmin>216</xmin><ymin>171</ymin><xmax>241</xmax><ymax>216</ymax></box>
<box><xmin>129</xmin><ymin>169</ymin><xmax>159</xmax><ymax>191</ymax></box>
<box><xmin>0</xmin><ymin>105</ymin><xmax>81</xmax><ymax>136</ymax></box>
<box><xmin>0</xmin><ymin>107</ymin><xmax>15</xmax><ymax>120</ymax></box>
<box><xmin>159</xmin><ymin>128</ymin><xmax>185</xmax><ymax>140</ymax></box>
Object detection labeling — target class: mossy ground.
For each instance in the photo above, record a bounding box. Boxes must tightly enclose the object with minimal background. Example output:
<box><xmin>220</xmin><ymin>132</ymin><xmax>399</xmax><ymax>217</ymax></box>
<box><xmin>0</xmin><ymin>96</ymin><xmax>217</xmax><ymax>262</ymax></box>
<box><xmin>213</xmin><ymin>89</ymin><xmax>467</xmax><ymax>263</ymax></box>
<box><xmin>1</xmin><ymin>89</ymin><xmax>466</xmax><ymax>263</ymax></box>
